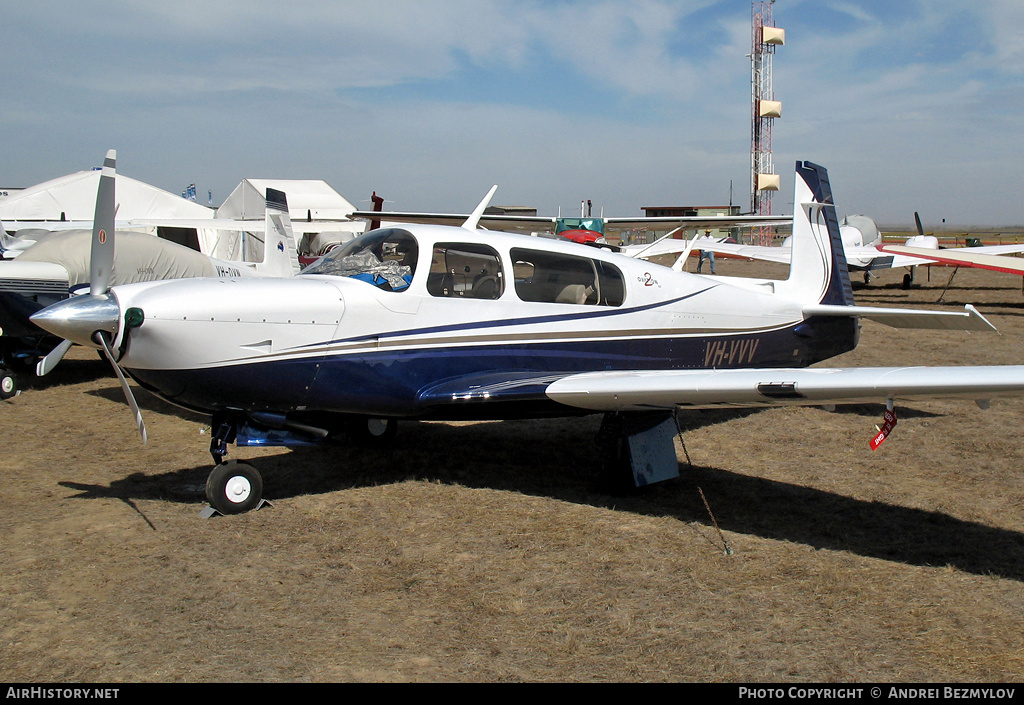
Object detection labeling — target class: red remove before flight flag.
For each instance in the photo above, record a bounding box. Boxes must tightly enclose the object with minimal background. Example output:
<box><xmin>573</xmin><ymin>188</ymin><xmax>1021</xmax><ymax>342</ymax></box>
<box><xmin>870</xmin><ymin>408</ymin><xmax>898</xmax><ymax>450</ymax></box>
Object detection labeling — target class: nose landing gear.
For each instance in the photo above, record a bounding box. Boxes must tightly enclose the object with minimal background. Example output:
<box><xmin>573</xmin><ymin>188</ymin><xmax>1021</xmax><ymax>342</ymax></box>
<box><xmin>204</xmin><ymin>459</ymin><xmax>264</xmax><ymax>516</ymax></box>
<box><xmin>201</xmin><ymin>416</ymin><xmax>270</xmax><ymax>517</ymax></box>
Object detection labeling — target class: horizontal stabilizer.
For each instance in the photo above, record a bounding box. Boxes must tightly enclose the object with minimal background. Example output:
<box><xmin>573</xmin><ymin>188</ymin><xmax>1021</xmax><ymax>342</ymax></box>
<box><xmin>546</xmin><ymin>365</ymin><xmax>1024</xmax><ymax>411</ymax></box>
<box><xmin>803</xmin><ymin>303</ymin><xmax>996</xmax><ymax>332</ymax></box>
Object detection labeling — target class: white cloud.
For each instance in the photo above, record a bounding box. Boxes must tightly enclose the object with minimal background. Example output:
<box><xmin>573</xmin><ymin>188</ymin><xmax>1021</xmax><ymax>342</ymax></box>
<box><xmin>2</xmin><ymin>1</ymin><xmax>1023</xmax><ymax>224</ymax></box>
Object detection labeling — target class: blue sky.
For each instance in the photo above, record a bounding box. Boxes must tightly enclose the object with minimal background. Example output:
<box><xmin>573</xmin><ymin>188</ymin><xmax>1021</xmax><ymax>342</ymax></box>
<box><xmin>2</xmin><ymin>0</ymin><xmax>1022</xmax><ymax>227</ymax></box>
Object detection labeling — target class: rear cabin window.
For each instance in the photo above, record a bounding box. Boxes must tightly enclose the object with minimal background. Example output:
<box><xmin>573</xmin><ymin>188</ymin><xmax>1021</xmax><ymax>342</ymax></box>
<box><xmin>427</xmin><ymin>243</ymin><xmax>504</xmax><ymax>300</ymax></box>
<box><xmin>510</xmin><ymin>248</ymin><xmax>625</xmax><ymax>306</ymax></box>
<box><xmin>301</xmin><ymin>228</ymin><xmax>418</xmax><ymax>292</ymax></box>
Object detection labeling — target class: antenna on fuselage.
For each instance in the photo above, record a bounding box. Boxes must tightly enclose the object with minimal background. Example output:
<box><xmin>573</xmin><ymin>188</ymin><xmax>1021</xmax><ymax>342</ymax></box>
<box><xmin>462</xmin><ymin>185</ymin><xmax>498</xmax><ymax>230</ymax></box>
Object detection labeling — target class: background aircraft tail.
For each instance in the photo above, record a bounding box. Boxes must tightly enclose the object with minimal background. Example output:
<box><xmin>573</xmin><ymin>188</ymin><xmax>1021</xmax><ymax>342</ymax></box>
<box><xmin>255</xmin><ymin>188</ymin><xmax>301</xmax><ymax>277</ymax></box>
<box><xmin>0</xmin><ymin>217</ymin><xmax>22</xmax><ymax>256</ymax></box>
<box><xmin>776</xmin><ymin>161</ymin><xmax>855</xmax><ymax>306</ymax></box>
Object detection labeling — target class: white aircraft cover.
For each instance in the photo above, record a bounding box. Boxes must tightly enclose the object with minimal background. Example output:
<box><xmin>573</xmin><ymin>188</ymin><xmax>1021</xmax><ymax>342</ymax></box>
<box><xmin>0</xmin><ymin>170</ymin><xmax>215</xmax><ymax>222</ymax></box>
<box><xmin>17</xmin><ymin>230</ymin><xmax>216</xmax><ymax>287</ymax></box>
<box><xmin>217</xmin><ymin>179</ymin><xmax>357</xmax><ymax>221</ymax></box>
<box><xmin>218</xmin><ymin>179</ymin><xmax>364</xmax><ymax>257</ymax></box>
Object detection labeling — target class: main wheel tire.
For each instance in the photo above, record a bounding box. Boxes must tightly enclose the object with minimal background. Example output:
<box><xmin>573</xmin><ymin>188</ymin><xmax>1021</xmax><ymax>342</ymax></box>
<box><xmin>0</xmin><ymin>368</ymin><xmax>18</xmax><ymax>400</ymax></box>
<box><xmin>347</xmin><ymin>416</ymin><xmax>397</xmax><ymax>446</ymax></box>
<box><xmin>205</xmin><ymin>460</ymin><xmax>263</xmax><ymax>515</ymax></box>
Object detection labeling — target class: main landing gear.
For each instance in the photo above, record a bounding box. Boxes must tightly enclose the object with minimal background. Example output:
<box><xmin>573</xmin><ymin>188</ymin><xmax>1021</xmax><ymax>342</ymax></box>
<box><xmin>597</xmin><ymin>411</ymin><xmax>680</xmax><ymax>493</ymax></box>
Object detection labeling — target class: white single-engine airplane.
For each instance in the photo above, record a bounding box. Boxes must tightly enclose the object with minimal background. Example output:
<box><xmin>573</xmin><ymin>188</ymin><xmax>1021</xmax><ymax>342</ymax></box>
<box><xmin>31</xmin><ymin>157</ymin><xmax>1024</xmax><ymax>515</ymax></box>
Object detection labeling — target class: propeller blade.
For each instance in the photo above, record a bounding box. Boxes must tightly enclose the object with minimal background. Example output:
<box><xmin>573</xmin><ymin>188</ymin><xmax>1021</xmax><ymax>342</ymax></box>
<box><xmin>96</xmin><ymin>332</ymin><xmax>147</xmax><ymax>445</ymax></box>
<box><xmin>914</xmin><ymin>212</ymin><xmax>925</xmax><ymax>239</ymax></box>
<box><xmin>90</xmin><ymin>150</ymin><xmax>117</xmax><ymax>296</ymax></box>
<box><xmin>35</xmin><ymin>339</ymin><xmax>73</xmax><ymax>377</ymax></box>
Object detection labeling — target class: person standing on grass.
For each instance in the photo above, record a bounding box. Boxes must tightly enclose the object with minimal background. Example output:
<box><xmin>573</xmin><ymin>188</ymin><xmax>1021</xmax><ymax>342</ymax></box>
<box><xmin>697</xmin><ymin>230</ymin><xmax>716</xmax><ymax>274</ymax></box>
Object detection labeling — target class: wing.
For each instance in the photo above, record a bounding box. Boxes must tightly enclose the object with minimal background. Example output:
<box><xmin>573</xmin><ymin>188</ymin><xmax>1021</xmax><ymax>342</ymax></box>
<box><xmin>545</xmin><ymin>365</ymin><xmax>1024</xmax><ymax>411</ymax></box>
<box><xmin>348</xmin><ymin>211</ymin><xmax>789</xmax><ymax>236</ymax></box>
<box><xmin>348</xmin><ymin>210</ymin><xmax>558</xmax><ymax>232</ymax></box>
<box><xmin>680</xmin><ymin>240</ymin><xmax>1024</xmax><ymax>273</ymax></box>
<box><xmin>687</xmin><ymin>241</ymin><xmax>933</xmax><ymax>270</ymax></box>
<box><xmin>601</xmin><ymin>215</ymin><xmax>789</xmax><ymax>236</ymax></box>
<box><xmin>878</xmin><ymin>245</ymin><xmax>1024</xmax><ymax>276</ymax></box>
<box><xmin>665</xmin><ymin>238</ymin><xmax>793</xmax><ymax>264</ymax></box>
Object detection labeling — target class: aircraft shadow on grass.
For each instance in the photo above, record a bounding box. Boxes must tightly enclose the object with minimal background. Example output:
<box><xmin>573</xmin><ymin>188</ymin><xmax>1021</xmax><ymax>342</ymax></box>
<box><xmin>57</xmin><ymin>406</ymin><xmax>1024</xmax><ymax>584</ymax></box>
<box><xmin>86</xmin><ymin>384</ymin><xmax>209</xmax><ymax>422</ymax></box>
<box><xmin>23</xmin><ymin>356</ymin><xmax>113</xmax><ymax>391</ymax></box>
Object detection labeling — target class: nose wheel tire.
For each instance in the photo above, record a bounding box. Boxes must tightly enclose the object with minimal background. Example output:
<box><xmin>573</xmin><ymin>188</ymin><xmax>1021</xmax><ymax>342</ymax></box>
<box><xmin>205</xmin><ymin>460</ymin><xmax>263</xmax><ymax>515</ymax></box>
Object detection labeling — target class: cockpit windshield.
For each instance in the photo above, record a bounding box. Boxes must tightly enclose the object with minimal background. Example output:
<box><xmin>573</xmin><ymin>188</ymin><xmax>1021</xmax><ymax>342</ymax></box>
<box><xmin>301</xmin><ymin>228</ymin><xmax>418</xmax><ymax>291</ymax></box>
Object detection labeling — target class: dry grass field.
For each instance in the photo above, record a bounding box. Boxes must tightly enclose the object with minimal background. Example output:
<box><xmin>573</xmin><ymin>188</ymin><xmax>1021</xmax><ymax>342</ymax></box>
<box><xmin>1</xmin><ymin>260</ymin><xmax>1023</xmax><ymax>683</ymax></box>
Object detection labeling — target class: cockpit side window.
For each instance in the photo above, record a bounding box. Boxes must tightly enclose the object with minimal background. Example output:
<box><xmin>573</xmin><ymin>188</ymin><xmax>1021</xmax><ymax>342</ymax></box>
<box><xmin>427</xmin><ymin>243</ymin><xmax>504</xmax><ymax>300</ymax></box>
<box><xmin>301</xmin><ymin>228</ymin><xmax>418</xmax><ymax>292</ymax></box>
<box><xmin>510</xmin><ymin>248</ymin><xmax>624</xmax><ymax>306</ymax></box>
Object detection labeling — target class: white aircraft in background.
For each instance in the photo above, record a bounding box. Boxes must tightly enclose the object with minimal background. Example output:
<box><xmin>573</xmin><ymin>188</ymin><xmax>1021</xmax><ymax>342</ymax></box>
<box><xmin>30</xmin><ymin>159</ymin><xmax>1024</xmax><ymax>516</ymax></box>
<box><xmin>875</xmin><ymin>213</ymin><xmax>1024</xmax><ymax>296</ymax></box>
<box><xmin>0</xmin><ymin>151</ymin><xmax>300</xmax><ymax>398</ymax></box>
<box><xmin>681</xmin><ymin>211</ymin><xmax>1024</xmax><ymax>288</ymax></box>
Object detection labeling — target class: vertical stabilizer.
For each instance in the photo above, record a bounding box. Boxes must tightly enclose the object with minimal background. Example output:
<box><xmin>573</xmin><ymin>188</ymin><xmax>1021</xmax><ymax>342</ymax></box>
<box><xmin>0</xmin><ymin>217</ymin><xmax>14</xmax><ymax>255</ymax></box>
<box><xmin>256</xmin><ymin>188</ymin><xmax>301</xmax><ymax>277</ymax></box>
<box><xmin>777</xmin><ymin>161</ymin><xmax>854</xmax><ymax>306</ymax></box>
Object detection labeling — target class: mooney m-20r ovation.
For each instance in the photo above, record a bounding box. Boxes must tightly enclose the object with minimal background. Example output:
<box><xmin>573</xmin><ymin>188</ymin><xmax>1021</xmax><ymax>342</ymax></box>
<box><xmin>31</xmin><ymin>157</ymin><xmax>1024</xmax><ymax>515</ymax></box>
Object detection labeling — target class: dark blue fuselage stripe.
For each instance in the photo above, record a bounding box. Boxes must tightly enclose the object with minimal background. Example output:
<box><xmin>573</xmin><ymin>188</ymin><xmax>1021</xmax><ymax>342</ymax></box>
<box><xmin>129</xmin><ymin>315</ymin><xmax>859</xmax><ymax>419</ymax></box>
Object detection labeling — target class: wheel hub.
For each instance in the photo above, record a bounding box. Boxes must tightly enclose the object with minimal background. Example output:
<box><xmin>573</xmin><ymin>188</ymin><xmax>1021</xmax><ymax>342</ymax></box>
<box><xmin>367</xmin><ymin>418</ymin><xmax>389</xmax><ymax>437</ymax></box>
<box><xmin>224</xmin><ymin>475</ymin><xmax>252</xmax><ymax>504</ymax></box>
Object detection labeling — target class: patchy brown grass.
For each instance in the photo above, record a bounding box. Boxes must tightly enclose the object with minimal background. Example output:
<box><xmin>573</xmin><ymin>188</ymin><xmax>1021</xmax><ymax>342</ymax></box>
<box><xmin>1</xmin><ymin>262</ymin><xmax>1023</xmax><ymax>682</ymax></box>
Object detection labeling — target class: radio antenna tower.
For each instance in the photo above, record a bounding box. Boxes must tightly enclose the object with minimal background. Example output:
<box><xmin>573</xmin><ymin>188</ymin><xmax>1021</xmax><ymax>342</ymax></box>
<box><xmin>751</xmin><ymin>1</ymin><xmax>785</xmax><ymax>245</ymax></box>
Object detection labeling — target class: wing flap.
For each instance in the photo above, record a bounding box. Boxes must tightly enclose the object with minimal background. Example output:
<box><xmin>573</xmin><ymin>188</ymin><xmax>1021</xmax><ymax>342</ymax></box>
<box><xmin>545</xmin><ymin>366</ymin><xmax>1024</xmax><ymax>411</ymax></box>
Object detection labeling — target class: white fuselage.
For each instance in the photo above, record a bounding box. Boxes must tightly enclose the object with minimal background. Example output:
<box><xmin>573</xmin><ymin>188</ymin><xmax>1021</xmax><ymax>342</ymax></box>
<box><xmin>101</xmin><ymin>224</ymin><xmax>854</xmax><ymax>418</ymax></box>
